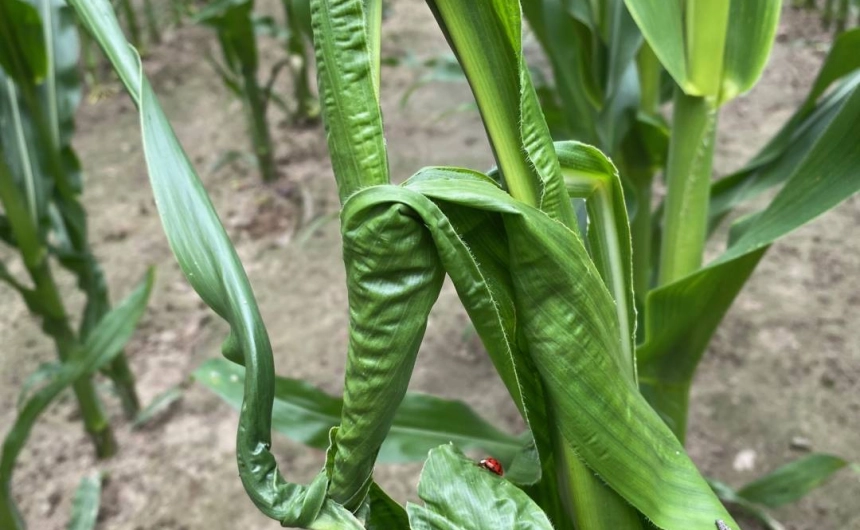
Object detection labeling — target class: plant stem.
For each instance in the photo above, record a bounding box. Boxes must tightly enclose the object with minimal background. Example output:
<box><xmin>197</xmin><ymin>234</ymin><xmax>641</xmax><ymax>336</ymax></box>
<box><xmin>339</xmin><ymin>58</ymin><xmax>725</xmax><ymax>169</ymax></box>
<box><xmin>552</xmin><ymin>409</ymin><xmax>642</xmax><ymax>529</ymax></box>
<box><xmin>143</xmin><ymin>0</ymin><xmax>161</xmax><ymax>45</ymax></box>
<box><xmin>0</xmin><ymin>95</ymin><xmax>118</xmax><ymax>458</ymax></box>
<box><xmin>658</xmin><ymin>90</ymin><xmax>717</xmax><ymax>286</ymax></box>
<box><xmin>0</xmin><ymin>485</ymin><xmax>22</xmax><ymax>530</ymax></box>
<box><xmin>117</xmin><ymin>0</ymin><xmax>142</xmax><ymax>49</ymax></box>
<box><xmin>33</xmin><ymin>261</ymin><xmax>117</xmax><ymax>458</ymax></box>
<box><xmin>631</xmin><ymin>175</ymin><xmax>653</xmax><ymax>303</ymax></box>
<box><xmin>835</xmin><ymin>0</ymin><xmax>849</xmax><ymax>33</ymax></box>
<box><xmin>284</xmin><ymin>0</ymin><xmax>318</xmax><ymax>121</ymax></box>
<box><xmin>242</xmin><ymin>69</ymin><xmax>277</xmax><ymax>182</ymax></box>
<box><xmin>824</xmin><ymin>0</ymin><xmax>836</xmax><ymax>28</ymax></box>
<box><xmin>636</xmin><ymin>43</ymin><xmax>660</xmax><ymax>116</ymax></box>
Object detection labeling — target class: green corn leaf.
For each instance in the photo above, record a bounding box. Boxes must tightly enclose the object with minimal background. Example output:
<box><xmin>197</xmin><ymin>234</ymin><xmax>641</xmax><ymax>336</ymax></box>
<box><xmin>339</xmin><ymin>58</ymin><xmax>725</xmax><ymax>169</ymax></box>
<box><xmin>522</xmin><ymin>0</ymin><xmax>601</xmax><ymax>145</ymax></box>
<box><xmin>16</xmin><ymin>362</ymin><xmax>62</xmax><ymax>411</ymax></box>
<box><xmin>736</xmin><ymin>454</ymin><xmax>857</xmax><ymax>508</ymax></box>
<box><xmin>68</xmin><ymin>1</ymin><xmax>363</xmax><ymax>527</ymax></box>
<box><xmin>719</xmin><ymin>0</ymin><xmax>782</xmax><ymax>103</ymax></box>
<box><xmin>622</xmin><ymin>0</ymin><xmax>687</xmax><ymax>93</ymax></box>
<box><xmin>335</xmin><ymin>182</ymin><xmax>548</xmax><ymax>496</ymax></box>
<box><xmin>0</xmin><ymin>68</ymin><xmax>51</xmax><ymax>235</ymax></box>
<box><xmin>426</xmin><ymin>0</ymin><xmax>576</xmax><ymax>229</ymax></box>
<box><xmin>194</xmin><ymin>0</ymin><xmax>258</xmax><ymax>71</ymax></box>
<box><xmin>0</xmin><ymin>0</ymin><xmax>47</xmax><ymax>85</ymax></box>
<box><xmin>557</xmin><ymin>141</ymin><xmax>635</xmax><ymax>374</ymax></box>
<box><xmin>709</xmin><ymin>479</ymin><xmax>786</xmax><ymax>530</ymax></box>
<box><xmin>364</xmin><ymin>482</ymin><xmax>409</xmax><ymax>529</ymax></box>
<box><xmin>0</xmin><ymin>153</ymin><xmax>46</xmax><ymax>272</ymax></box>
<box><xmin>0</xmin><ymin>270</ymin><xmax>153</xmax><ymax>530</ymax></box>
<box><xmin>328</xmin><ymin>198</ymin><xmax>445</xmax><ymax>510</ymax></box>
<box><xmin>67</xmin><ymin>473</ymin><xmax>103</xmax><ymax>530</ymax></box>
<box><xmin>383</xmin><ymin>167</ymin><xmax>736</xmax><ymax>528</ymax></box>
<box><xmin>604</xmin><ymin>0</ymin><xmax>643</xmax><ymax>102</ymax></box>
<box><xmin>406</xmin><ymin>444</ymin><xmax>554</xmax><ymax>530</ymax></box>
<box><xmin>625</xmin><ymin>0</ymin><xmax>782</xmax><ymax>103</ymax></box>
<box><xmin>194</xmin><ymin>358</ymin><xmax>524</xmax><ymax>465</ymax></box>
<box><xmin>710</xmin><ymin>28</ymin><xmax>860</xmax><ymax>223</ymax></box>
<box><xmin>311</xmin><ymin>0</ymin><xmax>389</xmax><ymax>201</ymax></box>
<box><xmin>132</xmin><ymin>384</ymin><xmax>184</xmax><ymax>429</ymax></box>
<box><xmin>639</xmin><ymin>77</ymin><xmax>860</xmax><ymax>437</ymax></box>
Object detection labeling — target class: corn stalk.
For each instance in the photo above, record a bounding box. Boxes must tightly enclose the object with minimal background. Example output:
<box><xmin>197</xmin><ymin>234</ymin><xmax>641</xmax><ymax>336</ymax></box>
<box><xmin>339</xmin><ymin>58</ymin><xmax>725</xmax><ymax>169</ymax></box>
<box><xmin>0</xmin><ymin>0</ymin><xmax>144</xmax><ymax>445</ymax></box>
<box><xmin>196</xmin><ymin>0</ymin><xmax>278</xmax><ymax>182</ymax></box>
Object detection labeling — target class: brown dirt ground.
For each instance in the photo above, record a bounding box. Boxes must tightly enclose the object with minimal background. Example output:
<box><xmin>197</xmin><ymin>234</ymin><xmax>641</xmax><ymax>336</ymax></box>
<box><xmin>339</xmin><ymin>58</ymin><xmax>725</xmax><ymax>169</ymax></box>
<box><xmin>0</xmin><ymin>2</ymin><xmax>857</xmax><ymax>529</ymax></box>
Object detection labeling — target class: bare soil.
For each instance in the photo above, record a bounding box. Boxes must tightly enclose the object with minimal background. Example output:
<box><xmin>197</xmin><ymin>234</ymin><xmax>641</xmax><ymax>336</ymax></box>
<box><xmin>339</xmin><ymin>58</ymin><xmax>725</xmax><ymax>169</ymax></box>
<box><xmin>0</xmin><ymin>2</ymin><xmax>857</xmax><ymax>529</ymax></box>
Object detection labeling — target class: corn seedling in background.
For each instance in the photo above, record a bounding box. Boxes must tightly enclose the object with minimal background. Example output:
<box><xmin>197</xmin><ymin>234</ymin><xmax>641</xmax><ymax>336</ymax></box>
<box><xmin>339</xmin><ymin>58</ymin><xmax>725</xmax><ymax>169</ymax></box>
<box><xmin>251</xmin><ymin>0</ymin><xmax>320</xmax><ymax>121</ymax></box>
<box><xmin>0</xmin><ymin>1</ymin><xmax>153</xmax><ymax>526</ymax></box>
<box><xmin>280</xmin><ymin>0</ymin><xmax>319</xmax><ymax>121</ymax></box>
<box><xmin>797</xmin><ymin>0</ymin><xmax>859</xmax><ymax>33</ymax></box>
<box><xmin>195</xmin><ymin>0</ymin><xmax>280</xmax><ymax>182</ymax></box>
<box><xmin>0</xmin><ymin>0</ymin><xmax>146</xmax><ymax>435</ymax></box>
<box><xmin>70</xmin><ymin>0</ymin><xmax>859</xmax><ymax>529</ymax></box>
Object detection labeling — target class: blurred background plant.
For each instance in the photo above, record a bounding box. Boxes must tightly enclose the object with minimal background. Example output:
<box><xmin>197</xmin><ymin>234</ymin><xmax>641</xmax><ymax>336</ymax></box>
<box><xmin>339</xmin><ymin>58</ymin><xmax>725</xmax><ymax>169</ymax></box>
<box><xmin>793</xmin><ymin>0</ymin><xmax>859</xmax><ymax>33</ymax></box>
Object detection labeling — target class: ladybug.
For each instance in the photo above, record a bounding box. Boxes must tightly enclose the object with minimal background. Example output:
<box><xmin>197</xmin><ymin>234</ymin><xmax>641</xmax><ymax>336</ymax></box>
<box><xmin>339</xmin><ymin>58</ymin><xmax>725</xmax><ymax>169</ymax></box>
<box><xmin>478</xmin><ymin>457</ymin><xmax>504</xmax><ymax>476</ymax></box>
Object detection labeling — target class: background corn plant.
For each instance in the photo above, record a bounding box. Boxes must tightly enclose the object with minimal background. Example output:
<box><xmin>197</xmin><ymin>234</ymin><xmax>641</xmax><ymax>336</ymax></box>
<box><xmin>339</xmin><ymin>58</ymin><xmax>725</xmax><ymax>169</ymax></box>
<box><xmin>195</xmin><ymin>0</ymin><xmax>279</xmax><ymax>182</ymax></box>
<box><xmin>794</xmin><ymin>0</ymin><xmax>859</xmax><ymax>33</ymax></box>
<box><xmin>195</xmin><ymin>0</ymin><xmax>319</xmax><ymax>181</ymax></box>
<box><xmin>68</xmin><ymin>0</ymin><xmax>859</xmax><ymax>528</ymax></box>
<box><xmin>0</xmin><ymin>1</ymin><xmax>153</xmax><ymax>528</ymax></box>
<box><xmin>0</xmin><ymin>0</ymin><xmax>147</xmax><ymax>446</ymax></box>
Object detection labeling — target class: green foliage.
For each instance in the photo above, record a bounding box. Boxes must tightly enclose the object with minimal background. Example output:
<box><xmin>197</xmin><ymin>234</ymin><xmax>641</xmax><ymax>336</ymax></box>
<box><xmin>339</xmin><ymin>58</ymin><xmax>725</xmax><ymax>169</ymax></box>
<box><xmin>67</xmin><ymin>473</ymin><xmax>103</xmax><ymax>530</ymax></box>
<box><xmin>407</xmin><ymin>445</ymin><xmax>553</xmax><ymax>529</ymax></box>
<box><xmin>69</xmin><ymin>0</ymin><xmax>860</xmax><ymax>529</ymax></box>
<box><xmin>710</xmin><ymin>454</ymin><xmax>859</xmax><ymax>530</ymax></box>
<box><xmin>0</xmin><ymin>0</ymin><xmax>142</xmax><ymax>448</ymax></box>
<box><xmin>195</xmin><ymin>0</ymin><xmax>278</xmax><ymax>181</ymax></box>
<box><xmin>194</xmin><ymin>358</ymin><xmax>525</xmax><ymax>467</ymax></box>
<box><xmin>0</xmin><ymin>270</ymin><xmax>153</xmax><ymax>530</ymax></box>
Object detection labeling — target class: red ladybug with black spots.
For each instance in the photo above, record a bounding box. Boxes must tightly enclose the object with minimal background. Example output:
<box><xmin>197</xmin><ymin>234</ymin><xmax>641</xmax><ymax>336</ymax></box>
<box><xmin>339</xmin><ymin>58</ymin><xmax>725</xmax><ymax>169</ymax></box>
<box><xmin>478</xmin><ymin>457</ymin><xmax>504</xmax><ymax>476</ymax></box>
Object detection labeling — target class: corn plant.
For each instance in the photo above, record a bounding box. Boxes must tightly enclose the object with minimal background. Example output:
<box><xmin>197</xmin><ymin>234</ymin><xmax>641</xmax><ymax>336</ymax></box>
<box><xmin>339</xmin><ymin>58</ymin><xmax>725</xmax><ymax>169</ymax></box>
<box><xmin>0</xmin><ymin>0</ymin><xmax>147</xmax><ymax>437</ymax></box>
<box><xmin>196</xmin><ymin>0</ymin><xmax>279</xmax><ymax>182</ymax></box>
<box><xmin>71</xmin><ymin>0</ymin><xmax>860</xmax><ymax>529</ymax></box>
<box><xmin>280</xmin><ymin>0</ymin><xmax>319</xmax><ymax>121</ymax></box>
<box><xmin>799</xmin><ymin>0</ymin><xmax>858</xmax><ymax>33</ymax></box>
<box><xmin>0</xmin><ymin>2</ymin><xmax>154</xmax><ymax>526</ymax></box>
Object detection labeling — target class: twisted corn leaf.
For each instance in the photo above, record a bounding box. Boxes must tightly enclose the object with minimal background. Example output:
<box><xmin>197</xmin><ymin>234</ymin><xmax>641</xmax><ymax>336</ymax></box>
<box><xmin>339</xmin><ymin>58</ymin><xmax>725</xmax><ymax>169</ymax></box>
<box><xmin>336</xmin><ymin>168</ymin><xmax>737</xmax><ymax>528</ymax></box>
<box><xmin>311</xmin><ymin>0</ymin><xmax>388</xmax><ymax>202</ymax></box>
<box><xmin>639</xmin><ymin>79</ymin><xmax>860</xmax><ymax>436</ymax></box>
<box><xmin>67</xmin><ymin>473</ymin><xmax>103</xmax><ymax>530</ymax></box>
<box><xmin>69</xmin><ymin>1</ymin><xmax>362</xmax><ymax>527</ymax></box>
<box><xmin>0</xmin><ymin>270</ymin><xmax>153</xmax><ymax>530</ymax></box>
<box><xmin>406</xmin><ymin>445</ymin><xmax>554</xmax><ymax>530</ymax></box>
<box><xmin>328</xmin><ymin>199</ymin><xmax>445</xmax><ymax>509</ymax></box>
<box><xmin>195</xmin><ymin>358</ymin><xmax>524</xmax><ymax>465</ymax></box>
